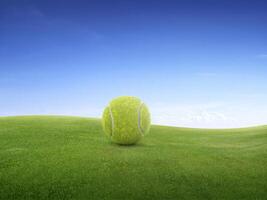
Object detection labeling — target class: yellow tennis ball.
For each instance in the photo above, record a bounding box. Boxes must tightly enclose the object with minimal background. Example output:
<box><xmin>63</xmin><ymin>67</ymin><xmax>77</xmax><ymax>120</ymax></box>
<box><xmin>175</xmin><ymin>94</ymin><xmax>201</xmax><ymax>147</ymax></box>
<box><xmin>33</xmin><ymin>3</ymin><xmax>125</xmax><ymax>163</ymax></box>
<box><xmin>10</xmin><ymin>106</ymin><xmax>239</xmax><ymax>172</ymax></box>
<box><xmin>102</xmin><ymin>96</ymin><xmax>151</xmax><ymax>145</ymax></box>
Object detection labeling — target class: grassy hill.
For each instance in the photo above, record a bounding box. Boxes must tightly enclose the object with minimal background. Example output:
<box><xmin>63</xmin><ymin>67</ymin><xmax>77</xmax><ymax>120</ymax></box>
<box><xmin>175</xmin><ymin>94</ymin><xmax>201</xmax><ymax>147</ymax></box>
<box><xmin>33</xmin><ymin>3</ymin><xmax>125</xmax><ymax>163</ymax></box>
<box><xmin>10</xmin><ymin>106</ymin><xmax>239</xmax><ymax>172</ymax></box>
<box><xmin>0</xmin><ymin>116</ymin><xmax>266</xmax><ymax>200</ymax></box>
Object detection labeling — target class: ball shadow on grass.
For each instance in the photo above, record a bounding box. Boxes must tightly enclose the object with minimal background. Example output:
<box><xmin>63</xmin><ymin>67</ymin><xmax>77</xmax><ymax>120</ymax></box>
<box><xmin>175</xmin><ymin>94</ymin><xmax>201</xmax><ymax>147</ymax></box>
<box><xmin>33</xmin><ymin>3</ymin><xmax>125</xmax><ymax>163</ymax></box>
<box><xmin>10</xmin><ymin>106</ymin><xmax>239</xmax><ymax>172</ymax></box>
<box><xmin>108</xmin><ymin>141</ymin><xmax>147</xmax><ymax>148</ymax></box>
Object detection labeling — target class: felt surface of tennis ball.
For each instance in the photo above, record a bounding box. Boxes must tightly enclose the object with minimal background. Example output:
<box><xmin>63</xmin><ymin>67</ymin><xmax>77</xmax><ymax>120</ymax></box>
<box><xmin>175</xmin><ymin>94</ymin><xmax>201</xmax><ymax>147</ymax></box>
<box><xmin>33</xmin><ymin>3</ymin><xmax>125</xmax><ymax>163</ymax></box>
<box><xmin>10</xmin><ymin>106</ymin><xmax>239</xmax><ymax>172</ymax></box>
<box><xmin>102</xmin><ymin>96</ymin><xmax>151</xmax><ymax>145</ymax></box>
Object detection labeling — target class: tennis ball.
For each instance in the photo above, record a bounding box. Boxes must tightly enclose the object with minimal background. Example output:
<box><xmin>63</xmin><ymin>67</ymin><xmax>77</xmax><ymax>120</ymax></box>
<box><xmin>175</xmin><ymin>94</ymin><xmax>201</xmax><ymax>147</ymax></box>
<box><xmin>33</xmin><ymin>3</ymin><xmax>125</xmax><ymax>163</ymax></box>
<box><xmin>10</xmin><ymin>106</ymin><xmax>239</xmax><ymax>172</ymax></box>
<box><xmin>102</xmin><ymin>96</ymin><xmax>151</xmax><ymax>145</ymax></box>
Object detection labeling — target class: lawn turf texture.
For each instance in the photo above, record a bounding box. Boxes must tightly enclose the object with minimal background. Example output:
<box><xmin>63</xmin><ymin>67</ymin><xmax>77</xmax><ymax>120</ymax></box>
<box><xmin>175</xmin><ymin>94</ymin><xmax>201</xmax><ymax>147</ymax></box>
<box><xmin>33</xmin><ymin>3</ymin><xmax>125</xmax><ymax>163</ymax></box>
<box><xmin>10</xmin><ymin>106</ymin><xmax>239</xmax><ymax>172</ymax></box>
<box><xmin>0</xmin><ymin>116</ymin><xmax>266</xmax><ymax>200</ymax></box>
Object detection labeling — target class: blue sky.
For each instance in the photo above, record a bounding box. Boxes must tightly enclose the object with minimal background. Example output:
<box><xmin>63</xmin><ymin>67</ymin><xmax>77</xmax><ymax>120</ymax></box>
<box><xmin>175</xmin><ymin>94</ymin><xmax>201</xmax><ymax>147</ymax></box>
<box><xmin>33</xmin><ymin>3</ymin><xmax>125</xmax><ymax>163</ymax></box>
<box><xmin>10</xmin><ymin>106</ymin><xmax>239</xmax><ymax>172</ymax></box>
<box><xmin>1</xmin><ymin>0</ymin><xmax>267</xmax><ymax>128</ymax></box>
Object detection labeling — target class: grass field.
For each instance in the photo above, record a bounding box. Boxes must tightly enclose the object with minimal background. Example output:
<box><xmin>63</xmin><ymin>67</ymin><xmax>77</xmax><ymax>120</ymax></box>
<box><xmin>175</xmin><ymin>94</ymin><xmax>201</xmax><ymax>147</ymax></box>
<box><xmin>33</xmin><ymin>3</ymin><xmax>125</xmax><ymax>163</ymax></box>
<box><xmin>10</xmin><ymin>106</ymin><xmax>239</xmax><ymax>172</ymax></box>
<box><xmin>0</xmin><ymin>116</ymin><xmax>266</xmax><ymax>200</ymax></box>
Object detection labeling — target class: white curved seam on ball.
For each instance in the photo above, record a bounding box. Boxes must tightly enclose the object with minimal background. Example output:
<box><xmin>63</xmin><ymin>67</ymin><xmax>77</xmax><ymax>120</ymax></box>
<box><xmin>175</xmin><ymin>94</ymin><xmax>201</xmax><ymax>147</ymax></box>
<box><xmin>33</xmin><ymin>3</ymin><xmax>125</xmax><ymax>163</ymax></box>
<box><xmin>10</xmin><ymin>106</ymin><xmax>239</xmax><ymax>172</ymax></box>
<box><xmin>138</xmin><ymin>102</ymin><xmax>144</xmax><ymax>135</ymax></box>
<box><xmin>108</xmin><ymin>105</ymin><xmax>114</xmax><ymax>137</ymax></box>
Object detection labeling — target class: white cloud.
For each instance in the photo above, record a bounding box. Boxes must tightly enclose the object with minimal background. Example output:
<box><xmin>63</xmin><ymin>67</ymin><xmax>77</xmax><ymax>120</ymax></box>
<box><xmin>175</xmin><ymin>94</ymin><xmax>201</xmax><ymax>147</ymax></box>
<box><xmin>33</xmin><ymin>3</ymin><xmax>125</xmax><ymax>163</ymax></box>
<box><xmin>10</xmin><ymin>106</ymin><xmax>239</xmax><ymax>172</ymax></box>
<box><xmin>150</xmin><ymin>102</ymin><xmax>267</xmax><ymax>128</ymax></box>
<box><xmin>2</xmin><ymin>98</ymin><xmax>266</xmax><ymax>129</ymax></box>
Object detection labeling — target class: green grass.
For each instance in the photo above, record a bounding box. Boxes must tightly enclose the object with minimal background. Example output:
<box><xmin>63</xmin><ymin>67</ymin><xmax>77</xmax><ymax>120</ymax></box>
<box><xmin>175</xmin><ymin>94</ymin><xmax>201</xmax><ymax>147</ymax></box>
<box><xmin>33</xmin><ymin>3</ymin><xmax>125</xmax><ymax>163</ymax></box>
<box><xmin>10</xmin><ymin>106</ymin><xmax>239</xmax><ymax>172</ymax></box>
<box><xmin>0</xmin><ymin>116</ymin><xmax>266</xmax><ymax>200</ymax></box>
